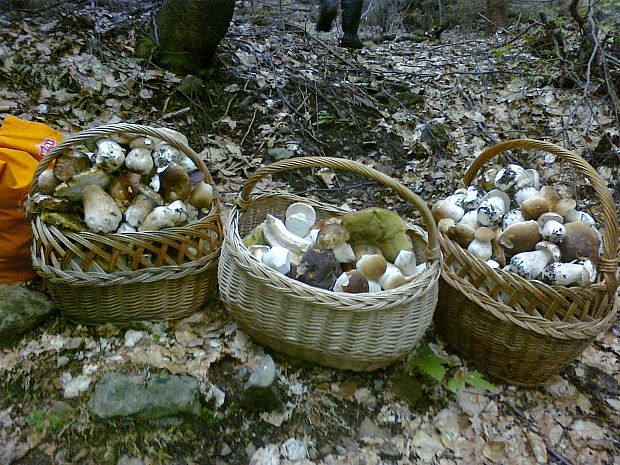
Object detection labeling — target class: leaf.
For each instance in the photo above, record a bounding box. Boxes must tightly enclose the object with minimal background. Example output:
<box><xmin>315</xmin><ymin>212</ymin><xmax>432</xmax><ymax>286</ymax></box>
<box><xmin>409</xmin><ymin>347</ymin><xmax>447</xmax><ymax>382</ymax></box>
<box><xmin>447</xmin><ymin>374</ymin><xmax>466</xmax><ymax>393</ymax></box>
<box><xmin>462</xmin><ymin>371</ymin><xmax>495</xmax><ymax>392</ymax></box>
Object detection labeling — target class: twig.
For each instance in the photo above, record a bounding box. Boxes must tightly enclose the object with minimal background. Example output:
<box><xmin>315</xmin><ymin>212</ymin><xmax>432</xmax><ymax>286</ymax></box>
<box><xmin>240</xmin><ymin>108</ymin><xmax>258</xmax><ymax>147</ymax></box>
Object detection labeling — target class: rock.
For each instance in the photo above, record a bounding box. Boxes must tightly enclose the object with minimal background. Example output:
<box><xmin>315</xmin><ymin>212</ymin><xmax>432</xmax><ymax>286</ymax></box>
<box><xmin>240</xmin><ymin>354</ymin><xmax>282</xmax><ymax>412</ymax></box>
<box><xmin>379</xmin><ymin>441</ymin><xmax>402</xmax><ymax>459</ymax></box>
<box><xmin>249</xmin><ymin>444</ymin><xmax>279</xmax><ymax>465</ymax></box>
<box><xmin>117</xmin><ymin>456</ymin><xmax>145</xmax><ymax>465</ymax></box>
<box><xmin>0</xmin><ymin>284</ymin><xmax>55</xmax><ymax>347</ymax></box>
<box><xmin>359</xmin><ymin>417</ymin><xmax>385</xmax><ymax>438</ymax></box>
<box><xmin>268</xmin><ymin>147</ymin><xmax>295</xmax><ymax>161</ymax></box>
<box><xmin>220</xmin><ymin>442</ymin><xmax>232</xmax><ymax>457</ymax></box>
<box><xmin>61</xmin><ymin>373</ymin><xmax>93</xmax><ymax>398</ymax></box>
<box><xmin>281</xmin><ymin>438</ymin><xmax>306</xmax><ymax>461</ymax></box>
<box><xmin>88</xmin><ymin>372</ymin><xmax>200</xmax><ymax>420</ymax></box>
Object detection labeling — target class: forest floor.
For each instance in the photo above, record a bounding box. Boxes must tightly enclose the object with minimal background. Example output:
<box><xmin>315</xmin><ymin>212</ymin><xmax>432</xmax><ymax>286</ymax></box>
<box><xmin>0</xmin><ymin>1</ymin><xmax>619</xmax><ymax>464</ymax></box>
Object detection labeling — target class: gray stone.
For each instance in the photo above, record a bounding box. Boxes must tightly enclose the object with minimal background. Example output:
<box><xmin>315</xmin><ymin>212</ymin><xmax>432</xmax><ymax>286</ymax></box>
<box><xmin>268</xmin><ymin>148</ymin><xmax>295</xmax><ymax>161</ymax></box>
<box><xmin>88</xmin><ymin>372</ymin><xmax>200</xmax><ymax>420</ymax></box>
<box><xmin>117</xmin><ymin>456</ymin><xmax>145</xmax><ymax>465</ymax></box>
<box><xmin>359</xmin><ymin>417</ymin><xmax>384</xmax><ymax>438</ymax></box>
<box><xmin>220</xmin><ymin>442</ymin><xmax>232</xmax><ymax>457</ymax></box>
<box><xmin>0</xmin><ymin>284</ymin><xmax>55</xmax><ymax>347</ymax></box>
<box><xmin>379</xmin><ymin>441</ymin><xmax>402</xmax><ymax>459</ymax></box>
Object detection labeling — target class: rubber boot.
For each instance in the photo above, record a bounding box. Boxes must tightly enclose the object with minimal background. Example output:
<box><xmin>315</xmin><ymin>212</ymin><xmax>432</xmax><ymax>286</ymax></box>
<box><xmin>340</xmin><ymin>0</ymin><xmax>363</xmax><ymax>48</ymax></box>
<box><xmin>317</xmin><ymin>0</ymin><xmax>338</xmax><ymax>32</ymax></box>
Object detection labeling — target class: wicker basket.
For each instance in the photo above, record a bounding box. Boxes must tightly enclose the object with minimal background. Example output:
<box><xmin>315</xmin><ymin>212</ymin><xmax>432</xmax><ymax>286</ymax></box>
<box><xmin>218</xmin><ymin>157</ymin><xmax>442</xmax><ymax>371</ymax></box>
<box><xmin>435</xmin><ymin>139</ymin><xmax>619</xmax><ymax>386</ymax></box>
<box><xmin>30</xmin><ymin>123</ymin><xmax>223</xmax><ymax>325</ymax></box>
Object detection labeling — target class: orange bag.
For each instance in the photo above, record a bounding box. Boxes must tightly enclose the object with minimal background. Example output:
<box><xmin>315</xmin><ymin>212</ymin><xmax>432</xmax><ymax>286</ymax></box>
<box><xmin>0</xmin><ymin>115</ymin><xmax>64</xmax><ymax>283</ymax></box>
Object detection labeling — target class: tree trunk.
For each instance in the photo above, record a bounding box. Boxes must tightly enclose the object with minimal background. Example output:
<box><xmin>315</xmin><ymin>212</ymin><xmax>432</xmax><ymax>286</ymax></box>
<box><xmin>486</xmin><ymin>0</ymin><xmax>508</xmax><ymax>29</ymax></box>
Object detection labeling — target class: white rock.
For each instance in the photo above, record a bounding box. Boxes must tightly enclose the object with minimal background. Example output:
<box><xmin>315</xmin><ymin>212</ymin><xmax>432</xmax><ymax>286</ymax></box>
<box><xmin>281</xmin><ymin>438</ymin><xmax>306</xmax><ymax>462</ymax></box>
<box><xmin>124</xmin><ymin>330</ymin><xmax>144</xmax><ymax>347</ymax></box>
<box><xmin>61</xmin><ymin>373</ymin><xmax>92</xmax><ymax>398</ymax></box>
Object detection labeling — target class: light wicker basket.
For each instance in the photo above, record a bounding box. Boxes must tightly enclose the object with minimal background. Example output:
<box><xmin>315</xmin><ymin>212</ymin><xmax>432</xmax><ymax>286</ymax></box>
<box><xmin>218</xmin><ymin>157</ymin><xmax>442</xmax><ymax>371</ymax></box>
<box><xmin>435</xmin><ymin>139</ymin><xmax>619</xmax><ymax>386</ymax></box>
<box><xmin>30</xmin><ymin>123</ymin><xmax>223</xmax><ymax>325</ymax></box>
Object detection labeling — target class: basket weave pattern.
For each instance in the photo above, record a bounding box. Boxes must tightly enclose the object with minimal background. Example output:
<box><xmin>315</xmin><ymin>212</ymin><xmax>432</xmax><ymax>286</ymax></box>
<box><xmin>435</xmin><ymin>139</ymin><xmax>619</xmax><ymax>386</ymax></box>
<box><xmin>218</xmin><ymin>157</ymin><xmax>442</xmax><ymax>371</ymax></box>
<box><xmin>30</xmin><ymin>123</ymin><xmax>223</xmax><ymax>324</ymax></box>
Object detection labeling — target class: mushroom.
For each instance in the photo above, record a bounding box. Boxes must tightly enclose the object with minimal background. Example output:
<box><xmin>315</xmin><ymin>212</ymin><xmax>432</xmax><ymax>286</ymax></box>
<box><xmin>356</xmin><ymin>254</ymin><xmax>388</xmax><ymax>281</ymax></box>
<box><xmin>293</xmin><ymin>249</ymin><xmax>342</xmax><ymax>290</ymax></box>
<box><xmin>316</xmin><ymin>222</ymin><xmax>354</xmax><ymax>263</ymax></box>
<box><xmin>138</xmin><ymin>200</ymin><xmax>188</xmax><ymax>231</ymax></box>
<box><xmin>53</xmin><ymin>167</ymin><xmax>112</xmax><ymax>201</ymax></box>
<box><xmin>158</xmin><ymin>162</ymin><xmax>191</xmax><ymax>202</ymax></box>
<box><xmin>286</xmin><ymin>213</ymin><xmax>313</xmax><ymax>238</ymax></box>
<box><xmin>129</xmin><ymin>136</ymin><xmax>156</xmax><ymax>150</ymax></box>
<box><xmin>542</xmin><ymin>260</ymin><xmax>597</xmax><ymax>287</ymax></box>
<box><xmin>189</xmin><ymin>182</ymin><xmax>214</xmax><ymax>210</ymax></box>
<box><xmin>458</xmin><ymin>210</ymin><xmax>480</xmax><ymax>230</ymax></box>
<box><xmin>82</xmin><ymin>184</ymin><xmax>123</xmax><ymax>233</ymax></box>
<box><xmin>440</xmin><ymin>218</ymin><xmax>475</xmax><ymax>249</ymax></box>
<box><xmin>479</xmin><ymin>167</ymin><xmax>498</xmax><ymax>191</ymax></box>
<box><xmin>109</xmin><ymin>171</ymin><xmax>141</xmax><ymax>206</ymax></box>
<box><xmin>540</xmin><ymin>186</ymin><xmax>561</xmax><ymax>212</ymax></box>
<box><xmin>509</xmin><ymin>241</ymin><xmax>561</xmax><ymax>280</ymax></box>
<box><xmin>486</xmin><ymin>259</ymin><xmax>501</xmax><ymax>269</ymax></box>
<box><xmin>34</xmin><ymin>168</ymin><xmax>59</xmax><ymax>195</ymax></box>
<box><xmin>514</xmin><ymin>187</ymin><xmax>540</xmax><ymax>207</ymax></box>
<box><xmin>477</xmin><ymin>190</ymin><xmax>509</xmax><ymax>226</ymax></box>
<box><xmin>125</xmin><ymin>194</ymin><xmax>157</xmax><ymax>227</ymax></box>
<box><xmin>432</xmin><ymin>198</ymin><xmax>464</xmax><ymax>223</ymax></box>
<box><xmin>394</xmin><ymin>250</ymin><xmax>417</xmax><ymax>277</ymax></box>
<box><xmin>286</xmin><ymin>203</ymin><xmax>317</xmax><ymax>229</ymax></box>
<box><xmin>554</xmin><ymin>199</ymin><xmax>596</xmax><ymax>228</ymax></box>
<box><xmin>117</xmin><ymin>222</ymin><xmax>137</xmax><ymax>233</ymax></box>
<box><xmin>94</xmin><ymin>138</ymin><xmax>126</xmax><ymax>172</ymax></box>
<box><xmin>520</xmin><ymin>196</ymin><xmax>550</xmax><ymax>220</ymax></box>
<box><xmin>261</xmin><ymin>246</ymin><xmax>291</xmax><ymax>274</ymax></box>
<box><xmin>502</xmin><ymin>209</ymin><xmax>526</xmax><ymax>230</ymax></box>
<box><xmin>499</xmin><ymin>220</ymin><xmax>542</xmax><ymax>255</ymax></box>
<box><xmin>537</xmin><ymin>212</ymin><xmax>566</xmax><ymax>244</ymax></box>
<box><xmin>352</xmin><ymin>243</ymin><xmax>383</xmax><ymax>264</ymax></box>
<box><xmin>559</xmin><ymin>222</ymin><xmax>600</xmax><ymax>264</ymax></box>
<box><xmin>248</xmin><ymin>245</ymin><xmax>271</xmax><ymax>262</ymax></box>
<box><xmin>517</xmin><ymin>169</ymin><xmax>541</xmax><ymax>190</ymax></box>
<box><xmin>467</xmin><ymin>227</ymin><xmax>495</xmax><ymax>261</ymax></box>
<box><xmin>263</xmin><ymin>214</ymin><xmax>313</xmax><ymax>255</ymax></box>
<box><xmin>378</xmin><ymin>264</ymin><xmax>407</xmax><ymax>290</ymax></box>
<box><xmin>333</xmin><ymin>270</ymin><xmax>370</xmax><ymax>293</ymax></box>
<box><xmin>494</xmin><ymin>164</ymin><xmax>528</xmax><ymax>192</ymax></box>
<box><xmin>151</xmin><ymin>143</ymin><xmax>182</xmax><ymax>168</ymax></box>
<box><xmin>125</xmin><ymin>147</ymin><xmax>154</xmax><ymax>174</ymax></box>
<box><xmin>53</xmin><ymin>150</ymin><xmax>92</xmax><ymax>181</ymax></box>
<box><xmin>462</xmin><ymin>186</ymin><xmax>483</xmax><ymax>210</ymax></box>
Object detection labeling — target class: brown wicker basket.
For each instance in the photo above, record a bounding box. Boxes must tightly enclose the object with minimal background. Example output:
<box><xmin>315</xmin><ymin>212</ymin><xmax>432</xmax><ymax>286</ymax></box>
<box><xmin>30</xmin><ymin>123</ymin><xmax>223</xmax><ymax>325</ymax></box>
<box><xmin>435</xmin><ymin>139</ymin><xmax>619</xmax><ymax>386</ymax></box>
<box><xmin>218</xmin><ymin>157</ymin><xmax>442</xmax><ymax>371</ymax></box>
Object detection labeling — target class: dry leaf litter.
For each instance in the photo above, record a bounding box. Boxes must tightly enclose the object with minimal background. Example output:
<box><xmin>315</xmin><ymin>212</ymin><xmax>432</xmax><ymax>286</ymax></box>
<box><xmin>0</xmin><ymin>1</ymin><xmax>618</xmax><ymax>464</ymax></box>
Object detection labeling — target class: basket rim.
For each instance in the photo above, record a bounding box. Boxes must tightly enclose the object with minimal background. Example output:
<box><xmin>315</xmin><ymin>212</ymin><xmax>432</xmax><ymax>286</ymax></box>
<box><xmin>223</xmin><ymin>192</ymin><xmax>441</xmax><ymax>312</ymax></box>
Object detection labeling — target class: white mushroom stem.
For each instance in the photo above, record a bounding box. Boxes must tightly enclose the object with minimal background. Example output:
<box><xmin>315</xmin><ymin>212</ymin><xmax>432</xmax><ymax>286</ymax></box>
<box><xmin>378</xmin><ymin>265</ymin><xmax>407</xmax><ymax>290</ymax></box>
<box><xmin>261</xmin><ymin>246</ymin><xmax>291</xmax><ymax>274</ymax></box>
<box><xmin>509</xmin><ymin>241</ymin><xmax>561</xmax><ymax>280</ymax></box>
<box><xmin>138</xmin><ymin>200</ymin><xmax>188</xmax><ymax>231</ymax></box>
<box><xmin>542</xmin><ymin>260</ymin><xmax>597</xmax><ymax>286</ymax></box>
<box><xmin>332</xmin><ymin>242</ymin><xmax>356</xmax><ymax>263</ymax></box>
<box><xmin>467</xmin><ymin>227</ymin><xmax>494</xmax><ymax>261</ymax></box>
<box><xmin>394</xmin><ymin>249</ymin><xmax>417</xmax><ymax>276</ymax></box>
<box><xmin>564</xmin><ymin>210</ymin><xmax>596</xmax><ymax>227</ymax></box>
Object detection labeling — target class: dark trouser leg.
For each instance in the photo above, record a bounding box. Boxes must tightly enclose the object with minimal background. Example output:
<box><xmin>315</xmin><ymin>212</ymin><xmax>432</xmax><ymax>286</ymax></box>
<box><xmin>340</xmin><ymin>0</ymin><xmax>363</xmax><ymax>48</ymax></box>
<box><xmin>317</xmin><ymin>0</ymin><xmax>338</xmax><ymax>32</ymax></box>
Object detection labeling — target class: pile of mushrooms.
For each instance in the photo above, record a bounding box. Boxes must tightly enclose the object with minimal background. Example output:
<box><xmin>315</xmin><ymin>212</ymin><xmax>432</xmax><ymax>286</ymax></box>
<box><xmin>27</xmin><ymin>133</ymin><xmax>214</xmax><ymax>234</ymax></box>
<box><xmin>243</xmin><ymin>203</ymin><xmax>428</xmax><ymax>293</ymax></box>
<box><xmin>432</xmin><ymin>163</ymin><xmax>601</xmax><ymax>287</ymax></box>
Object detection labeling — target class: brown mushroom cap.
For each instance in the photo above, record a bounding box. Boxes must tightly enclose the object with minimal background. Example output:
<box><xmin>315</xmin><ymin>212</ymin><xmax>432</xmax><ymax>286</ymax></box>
<box><xmin>559</xmin><ymin>222</ymin><xmax>600</xmax><ymax>264</ymax></box>
<box><xmin>499</xmin><ymin>220</ymin><xmax>542</xmax><ymax>254</ymax></box>
<box><xmin>352</xmin><ymin>243</ymin><xmax>383</xmax><ymax>263</ymax></box>
<box><xmin>474</xmin><ymin>226</ymin><xmax>495</xmax><ymax>242</ymax></box>
<box><xmin>356</xmin><ymin>254</ymin><xmax>388</xmax><ymax>281</ymax></box>
<box><xmin>553</xmin><ymin>198</ymin><xmax>577</xmax><ymax>217</ymax></box>
<box><xmin>438</xmin><ymin>218</ymin><xmax>456</xmax><ymax>234</ymax></box>
<box><xmin>341</xmin><ymin>270</ymin><xmax>370</xmax><ymax>293</ymax></box>
<box><xmin>159</xmin><ymin>162</ymin><xmax>191</xmax><ymax>202</ymax></box>
<box><xmin>540</xmin><ymin>186</ymin><xmax>561</xmax><ymax>210</ymax></box>
<box><xmin>451</xmin><ymin>223</ymin><xmax>476</xmax><ymax>248</ymax></box>
<box><xmin>109</xmin><ymin>171</ymin><xmax>141</xmax><ymax>205</ymax></box>
<box><xmin>521</xmin><ymin>197</ymin><xmax>550</xmax><ymax>220</ymax></box>
<box><xmin>317</xmin><ymin>223</ymin><xmax>350</xmax><ymax>249</ymax></box>
<box><xmin>53</xmin><ymin>150</ymin><xmax>93</xmax><ymax>181</ymax></box>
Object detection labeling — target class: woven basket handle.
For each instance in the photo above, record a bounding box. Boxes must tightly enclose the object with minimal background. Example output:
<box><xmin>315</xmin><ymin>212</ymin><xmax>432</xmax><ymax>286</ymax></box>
<box><xmin>237</xmin><ymin>157</ymin><xmax>440</xmax><ymax>261</ymax></box>
<box><xmin>32</xmin><ymin>123</ymin><xmax>211</xmax><ymax>181</ymax></box>
<box><xmin>463</xmin><ymin>139</ymin><xmax>619</xmax><ymax>296</ymax></box>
